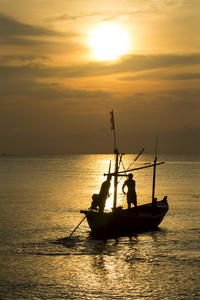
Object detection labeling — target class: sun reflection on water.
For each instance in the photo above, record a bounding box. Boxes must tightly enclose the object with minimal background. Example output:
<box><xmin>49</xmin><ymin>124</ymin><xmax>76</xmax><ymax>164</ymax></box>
<box><xmin>105</xmin><ymin>180</ymin><xmax>126</xmax><ymax>211</ymax></box>
<box><xmin>1</xmin><ymin>154</ymin><xmax>199</xmax><ymax>299</ymax></box>
<box><xmin>61</xmin><ymin>233</ymin><xmax>173</xmax><ymax>299</ymax></box>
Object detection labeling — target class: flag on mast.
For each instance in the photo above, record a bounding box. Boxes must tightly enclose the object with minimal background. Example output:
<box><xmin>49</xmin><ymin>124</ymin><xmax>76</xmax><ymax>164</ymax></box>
<box><xmin>110</xmin><ymin>110</ymin><xmax>115</xmax><ymax>130</ymax></box>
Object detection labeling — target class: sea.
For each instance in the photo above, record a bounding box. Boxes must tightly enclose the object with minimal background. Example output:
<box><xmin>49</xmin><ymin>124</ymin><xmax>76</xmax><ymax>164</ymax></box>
<box><xmin>0</xmin><ymin>154</ymin><xmax>199</xmax><ymax>300</ymax></box>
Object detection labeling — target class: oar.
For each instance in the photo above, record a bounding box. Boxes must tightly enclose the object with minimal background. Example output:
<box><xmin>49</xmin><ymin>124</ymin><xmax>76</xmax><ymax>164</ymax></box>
<box><xmin>68</xmin><ymin>210</ymin><xmax>91</xmax><ymax>238</ymax></box>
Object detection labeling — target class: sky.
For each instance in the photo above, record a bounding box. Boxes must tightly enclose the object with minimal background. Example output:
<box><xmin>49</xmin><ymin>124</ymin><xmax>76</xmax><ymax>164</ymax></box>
<box><xmin>0</xmin><ymin>0</ymin><xmax>200</xmax><ymax>155</ymax></box>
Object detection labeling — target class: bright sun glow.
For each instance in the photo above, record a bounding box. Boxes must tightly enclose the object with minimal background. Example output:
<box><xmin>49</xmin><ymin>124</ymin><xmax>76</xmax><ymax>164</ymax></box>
<box><xmin>89</xmin><ymin>23</ymin><xmax>130</xmax><ymax>61</ymax></box>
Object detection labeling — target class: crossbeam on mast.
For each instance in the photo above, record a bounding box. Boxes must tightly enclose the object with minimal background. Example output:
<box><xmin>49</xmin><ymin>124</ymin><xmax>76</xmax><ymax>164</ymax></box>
<box><xmin>104</xmin><ymin>161</ymin><xmax>165</xmax><ymax>176</ymax></box>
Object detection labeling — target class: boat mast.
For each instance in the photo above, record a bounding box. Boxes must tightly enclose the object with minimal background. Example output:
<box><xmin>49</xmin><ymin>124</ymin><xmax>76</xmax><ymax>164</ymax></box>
<box><xmin>152</xmin><ymin>138</ymin><xmax>158</xmax><ymax>206</ymax></box>
<box><xmin>110</xmin><ymin>110</ymin><xmax>118</xmax><ymax>210</ymax></box>
<box><xmin>113</xmin><ymin>148</ymin><xmax>119</xmax><ymax>210</ymax></box>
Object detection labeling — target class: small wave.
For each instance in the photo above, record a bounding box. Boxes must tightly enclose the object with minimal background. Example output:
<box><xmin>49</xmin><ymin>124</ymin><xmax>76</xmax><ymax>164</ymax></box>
<box><xmin>192</xmin><ymin>194</ymin><xmax>200</xmax><ymax>199</ymax></box>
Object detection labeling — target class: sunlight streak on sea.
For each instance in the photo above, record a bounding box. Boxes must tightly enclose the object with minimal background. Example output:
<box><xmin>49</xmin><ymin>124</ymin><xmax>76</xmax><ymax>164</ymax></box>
<box><xmin>0</xmin><ymin>154</ymin><xmax>200</xmax><ymax>299</ymax></box>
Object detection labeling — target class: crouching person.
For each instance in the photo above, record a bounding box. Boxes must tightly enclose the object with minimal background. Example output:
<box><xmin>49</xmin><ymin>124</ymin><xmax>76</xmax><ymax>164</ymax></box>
<box><xmin>91</xmin><ymin>175</ymin><xmax>111</xmax><ymax>212</ymax></box>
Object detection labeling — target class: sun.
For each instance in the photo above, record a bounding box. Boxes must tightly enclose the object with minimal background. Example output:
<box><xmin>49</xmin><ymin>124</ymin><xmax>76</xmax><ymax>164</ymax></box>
<box><xmin>89</xmin><ymin>23</ymin><xmax>130</xmax><ymax>61</ymax></box>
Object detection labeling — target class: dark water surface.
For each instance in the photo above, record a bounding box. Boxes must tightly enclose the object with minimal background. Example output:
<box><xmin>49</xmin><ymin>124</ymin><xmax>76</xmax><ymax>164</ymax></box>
<box><xmin>0</xmin><ymin>154</ymin><xmax>199</xmax><ymax>299</ymax></box>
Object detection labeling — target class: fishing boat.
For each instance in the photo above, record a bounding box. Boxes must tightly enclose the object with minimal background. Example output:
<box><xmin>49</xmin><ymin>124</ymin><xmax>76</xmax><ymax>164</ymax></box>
<box><xmin>80</xmin><ymin>111</ymin><xmax>168</xmax><ymax>237</ymax></box>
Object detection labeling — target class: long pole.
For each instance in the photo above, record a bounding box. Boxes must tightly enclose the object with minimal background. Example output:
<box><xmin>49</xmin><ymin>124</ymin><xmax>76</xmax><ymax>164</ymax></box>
<box><xmin>110</xmin><ymin>110</ymin><xmax>117</xmax><ymax>151</ymax></box>
<box><xmin>152</xmin><ymin>138</ymin><xmax>158</xmax><ymax>206</ymax></box>
<box><xmin>104</xmin><ymin>161</ymin><xmax>164</xmax><ymax>176</ymax></box>
<box><xmin>113</xmin><ymin>149</ymin><xmax>119</xmax><ymax>210</ymax></box>
<box><xmin>68</xmin><ymin>211</ymin><xmax>91</xmax><ymax>238</ymax></box>
<box><xmin>126</xmin><ymin>147</ymin><xmax>145</xmax><ymax>171</ymax></box>
<box><xmin>114</xmin><ymin>128</ymin><xmax>117</xmax><ymax>151</ymax></box>
<box><xmin>110</xmin><ymin>110</ymin><xmax>119</xmax><ymax>210</ymax></box>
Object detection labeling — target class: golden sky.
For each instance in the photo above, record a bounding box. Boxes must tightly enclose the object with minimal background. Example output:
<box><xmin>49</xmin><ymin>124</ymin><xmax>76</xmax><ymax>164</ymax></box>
<box><xmin>0</xmin><ymin>0</ymin><xmax>200</xmax><ymax>154</ymax></box>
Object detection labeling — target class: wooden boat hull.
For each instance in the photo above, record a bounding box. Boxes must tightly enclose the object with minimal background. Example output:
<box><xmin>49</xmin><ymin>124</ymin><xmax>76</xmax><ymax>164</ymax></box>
<box><xmin>81</xmin><ymin>197</ymin><xmax>168</xmax><ymax>236</ymax></box>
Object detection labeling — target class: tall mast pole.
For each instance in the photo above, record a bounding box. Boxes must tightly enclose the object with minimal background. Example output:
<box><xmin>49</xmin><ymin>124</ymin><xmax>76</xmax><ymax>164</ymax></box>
<box><xmin>113</xmin><ymin>148</ymin><xmax>119</xmax><ymax>210</ymax></box>
<box><xmin>110</xmin><ymin>110</ymin><xmax>118</xmax><ymax>210</ymax></box>
<box><xmin>110</xmin><ymin>110</ymin><xmax>117</xmax><ymax>151</ymax></box>
<box><xmin>152</xmin><ymin>138</ymin><xmax>158</xmax><ymax>206</ymax></box>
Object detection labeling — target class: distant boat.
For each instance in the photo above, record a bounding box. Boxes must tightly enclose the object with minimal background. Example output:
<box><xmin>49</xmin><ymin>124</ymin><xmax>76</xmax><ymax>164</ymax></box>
<box><xmin>80</xmin><ymin>111</ymin><xmax>168</xmax><ymax>237</ymax></box>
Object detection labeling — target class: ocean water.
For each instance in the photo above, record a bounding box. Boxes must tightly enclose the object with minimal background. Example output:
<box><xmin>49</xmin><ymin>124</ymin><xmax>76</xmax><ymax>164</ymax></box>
<box><xmin>0</xmin><ymin>154</ymin><xmax>199</xmax><ymax>300</ymax></box>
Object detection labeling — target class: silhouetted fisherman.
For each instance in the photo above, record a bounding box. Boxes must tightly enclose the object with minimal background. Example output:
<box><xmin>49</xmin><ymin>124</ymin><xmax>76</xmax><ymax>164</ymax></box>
<box><xmin>91</xmin><ymin>175</ymin><xmax>111</xmax><ymax>212</ymax></box>
<box><xmin>122</xmin><ymin>173</ymin><xmax>137</xmax><ymax>212</ymax></box>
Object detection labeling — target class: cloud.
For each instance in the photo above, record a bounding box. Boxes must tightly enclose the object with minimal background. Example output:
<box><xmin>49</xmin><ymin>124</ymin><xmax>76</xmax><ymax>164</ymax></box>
<box><xmin>0</xmin><ymin>75</ymin><xmax>110</xmax><ymax>102</ymax></box>
<box><xmin>0</xmin><ymin>13</ymin><xmax>88</xmax><ymax>60</ymax></box>
<box><xmin>0</xmin><ymin>11</ymin><xmax>199</xmax><ymax>155</ymax></box>
<box><xmin>121</xmin><ymin>70</ymin><xmax>200</xmax><ymax>81</ymax></box>
<box><xmin>24</xmin><ymin>53</ymin><xmax>200</xmax><ymax>79</ymax></box>
<box><xmin>0</xmin><ymin>55</ymin><xmax>51</xmax><ymax>65</ymax></box>
<box><xmin>0</xmin><ymin>13</ymin><xmax>59</xmax><ymax>37</ymax></box>
<box><xmin>50</xmin><ymin>0</ymin><xmax>192</xmax><ymax>24</ymax></box>
<box><xmin>49</xmin><ymin>12</ymin><xmax>101</xmax><ymax>22</ymax></box>
<box><xmin>1</xmin><ymin>53</ymin><xmax>200</xmax><ymax>86</ymax></box>
<box><xmin>0</xmin><ymin>13</ymin><xmax>76</xmax><ymax>45</ymax></box>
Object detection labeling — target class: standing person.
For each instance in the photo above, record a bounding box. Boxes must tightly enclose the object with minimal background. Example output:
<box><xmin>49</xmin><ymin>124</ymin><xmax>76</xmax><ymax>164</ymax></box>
<box><xmin>91</xmin><ymin>175</ymin><xmax>111</xmax><ymax>212</ymax></box>
<box><xmin>122</xmin><ymin>173</ymin><xmax>137</xmax><ymax>211</ymax></box>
